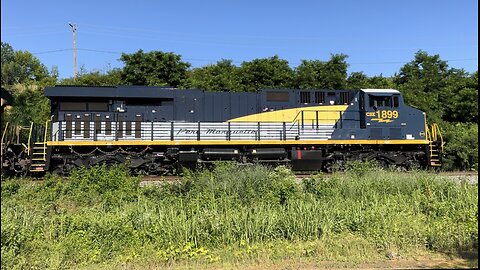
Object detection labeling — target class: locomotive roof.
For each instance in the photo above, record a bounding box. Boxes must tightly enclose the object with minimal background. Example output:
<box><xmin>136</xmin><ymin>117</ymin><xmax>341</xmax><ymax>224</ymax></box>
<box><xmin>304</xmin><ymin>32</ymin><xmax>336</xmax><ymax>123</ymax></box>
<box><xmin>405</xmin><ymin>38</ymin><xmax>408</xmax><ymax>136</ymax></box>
<box><xmin>361</xmin><ymin>89</ymin><xmax>400</xmax><ymax>94</ymax></box>
<box><xmin>44</xmin><ymin>86</ymin><xmax>359</xmax><ymax>99</ymax></box>
<box><xmin>44</xmin><ymin>85</ymin><xmax>181</xmax><ymax>99</ymax></box>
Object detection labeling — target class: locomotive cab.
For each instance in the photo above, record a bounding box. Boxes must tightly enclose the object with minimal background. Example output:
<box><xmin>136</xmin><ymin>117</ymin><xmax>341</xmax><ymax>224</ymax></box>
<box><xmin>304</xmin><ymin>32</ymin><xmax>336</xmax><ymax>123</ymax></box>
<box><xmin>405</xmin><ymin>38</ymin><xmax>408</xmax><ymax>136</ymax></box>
<box><xmin>357</xmin><ymin>89</ymin><xmax>426</xmax><ymax>140</ymax></box>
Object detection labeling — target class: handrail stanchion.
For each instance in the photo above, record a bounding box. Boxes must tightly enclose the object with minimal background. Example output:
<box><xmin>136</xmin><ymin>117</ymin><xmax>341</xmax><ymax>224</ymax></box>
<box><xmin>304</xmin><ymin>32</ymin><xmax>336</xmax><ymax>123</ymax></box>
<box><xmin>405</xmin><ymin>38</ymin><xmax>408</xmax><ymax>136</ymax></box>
<box><xmin>339</xmin><ymin>111</ymin><xmax>343</xmax><ymax>129</ymax></box>
<box><xmin>27</xmin><ymin>122</ymin><xmax>34</xmax><ymax>155</ymax></box>
<box><xmin>227</xmin><ymin>122</ymin><xmax>231</xmax><ymax>141</ymax></box>
<box><xmin>1</xmin><ymin>122</ymin><xmax>10</xmax><ymax>157</ymax></box>
<box><xmin>257</xmin><ymin>122</ymin><xmax>260</xmax><ymax>141</ymax></box>
<box><xmin>301</xmin><ymin>111</ymin><xmax>304</xmax><ymax>129</ymax></box>
<box><xmin>197</xmin><ymin>122</ymin><xmax>201</xmax><ymax>141</ymax></box>
<box><xmin>151</xmin><ymin>121</ymin><xmax>154</xmax><ymax>141</ymax></box>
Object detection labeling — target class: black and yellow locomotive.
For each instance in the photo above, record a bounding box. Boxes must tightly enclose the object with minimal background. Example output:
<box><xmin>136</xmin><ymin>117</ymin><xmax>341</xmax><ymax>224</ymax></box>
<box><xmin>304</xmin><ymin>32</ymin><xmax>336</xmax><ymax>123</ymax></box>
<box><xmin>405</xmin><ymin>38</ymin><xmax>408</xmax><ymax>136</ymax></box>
<box><xmin>1</xmin><ymin>86</ymin><xmax>443</xmax><ymax>176</ymax></box>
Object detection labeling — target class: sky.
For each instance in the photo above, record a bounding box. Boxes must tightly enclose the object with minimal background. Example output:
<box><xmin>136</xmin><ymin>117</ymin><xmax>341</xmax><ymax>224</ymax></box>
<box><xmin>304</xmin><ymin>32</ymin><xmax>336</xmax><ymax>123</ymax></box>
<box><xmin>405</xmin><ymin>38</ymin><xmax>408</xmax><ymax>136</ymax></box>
<box><xmin>1</xmin><ymin>0</ymin><xmax>478</xmax><ymax>79</ymax></box>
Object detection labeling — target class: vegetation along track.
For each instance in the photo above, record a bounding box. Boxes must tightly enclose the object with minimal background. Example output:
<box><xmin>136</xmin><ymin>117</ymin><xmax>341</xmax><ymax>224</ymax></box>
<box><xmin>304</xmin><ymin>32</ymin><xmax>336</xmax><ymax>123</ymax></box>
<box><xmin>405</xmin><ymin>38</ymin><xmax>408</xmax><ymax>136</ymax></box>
<box><xmin>1</xmin><ymin>163</ymin><xmax>477</xmax><ymax>270</ymax></box>
<box><xmin>12</xmin><ymin>171</ymin><xmax>478</xmax><ymax>186</ymax></box>
<box><xmin>138</xmin><ymin>171</ymin><xmax>478</xmax><ymax>186</ymax></box>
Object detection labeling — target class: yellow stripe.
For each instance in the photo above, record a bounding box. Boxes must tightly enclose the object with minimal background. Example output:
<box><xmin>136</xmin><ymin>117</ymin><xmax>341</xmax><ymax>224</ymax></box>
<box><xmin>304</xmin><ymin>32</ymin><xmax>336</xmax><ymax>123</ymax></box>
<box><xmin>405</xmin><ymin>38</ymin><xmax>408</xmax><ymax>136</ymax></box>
<box><xmin>228</xmin><ymin>105</ymin><xmax>348</xmax><ymax>124</ymax></box>
<box><xmin>47</xmin><ymin>139</ymin><xmax>429</xmax><ymax>147</ymax></box>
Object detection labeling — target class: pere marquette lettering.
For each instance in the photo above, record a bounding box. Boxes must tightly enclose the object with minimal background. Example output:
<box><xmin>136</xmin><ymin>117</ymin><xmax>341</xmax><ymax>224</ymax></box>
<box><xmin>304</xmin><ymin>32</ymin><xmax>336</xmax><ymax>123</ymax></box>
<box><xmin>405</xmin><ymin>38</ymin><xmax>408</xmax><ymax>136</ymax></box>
<box><xmin>176</xmin><ymin>128</ymin><xmax>257</xmax><ymax>135</ymax></box>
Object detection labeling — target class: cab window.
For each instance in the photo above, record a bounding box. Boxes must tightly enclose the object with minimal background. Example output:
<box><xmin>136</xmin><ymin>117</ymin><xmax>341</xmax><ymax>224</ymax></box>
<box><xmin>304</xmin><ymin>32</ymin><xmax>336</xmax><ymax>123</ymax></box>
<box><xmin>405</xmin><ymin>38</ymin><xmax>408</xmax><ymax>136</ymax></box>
<box><xmin>369</xmin><ymin>95</ymin><xmax>394</xmax><ymax>108</ymax></box>
<box><xmin>393</xmin><ymin>96</ymin><xmax>399</xmax><ymax>107</ymax></box>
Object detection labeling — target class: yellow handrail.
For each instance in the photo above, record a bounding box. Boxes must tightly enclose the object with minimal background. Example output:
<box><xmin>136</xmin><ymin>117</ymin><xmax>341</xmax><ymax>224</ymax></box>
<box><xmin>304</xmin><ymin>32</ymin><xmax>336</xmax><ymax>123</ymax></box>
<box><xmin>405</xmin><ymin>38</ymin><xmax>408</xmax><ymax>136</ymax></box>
<box><xmin>44</xmin><ymin>118</ymin><xmax>51</xmax><ymax>144</ymax></box>
<box><xmin>433</xmin><ymin>123</ymin><xmax>444</xmax><ymax>152</ymax></box>
<box><xmin>26</xmin><ymin>122</ymin><xmax>34</xmax><ymax>155</ymax></box>
<box><xmin>425</xmin><ymin>125</ymin><xmax>430</xmax><ymax>141</ymax></box>
<box><xmin>1</xmin><ymin>122</ymin><xmax>9</xmax><ymax>156</ymax></box>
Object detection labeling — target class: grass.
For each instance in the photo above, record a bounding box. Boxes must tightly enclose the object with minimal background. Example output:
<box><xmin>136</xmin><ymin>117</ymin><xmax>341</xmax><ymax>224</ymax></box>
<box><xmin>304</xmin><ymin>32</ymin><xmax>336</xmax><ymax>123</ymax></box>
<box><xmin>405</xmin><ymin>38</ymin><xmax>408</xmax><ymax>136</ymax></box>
<box><xmin>1</xmin><ymin>162</ymin><xmax>478</xmax><ymax>269</ymax></box>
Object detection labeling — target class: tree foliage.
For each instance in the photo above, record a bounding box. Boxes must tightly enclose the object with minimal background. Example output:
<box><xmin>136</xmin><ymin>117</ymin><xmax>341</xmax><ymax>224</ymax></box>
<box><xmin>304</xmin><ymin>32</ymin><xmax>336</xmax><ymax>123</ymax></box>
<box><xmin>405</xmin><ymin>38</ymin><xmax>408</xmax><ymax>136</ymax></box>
<box><xmin>4</xmin><ymin>85</ymin><xmax>50</xmax><ymax>125</ymax></box>
<box><xmin>237</xmin><ymin>55</ymin><xmax>294</xmax><ymax>92</ymax></box>
<box><xmin>394</xmin><ymin>50</ymin><xmax>451</xmax><ymax>122</ymax></box>
<box><xmin>1</xmin><ymin>42</ymin><xmax>54</xmax><ymax>87</ymax></box>
<box><xmin>60</xmin><ymin>66</ymin><xmax>123</xmax><ymax>86</ymax></box>
<box><xmin>441</xmin><ymin>70</ymin><xmax>478</xmax><ymax>123</ymax></box>
<box><xmin>119</xmin><ymin>50</ymin><xmax>190</xmax><ymax>87</ymax></box>
<box><xmin>441</xmin><ymin>122</ymin><xmax>478</xmax><ymax>171</ymax></box>
<box><xmin>181</xmin><ymin>59</ymin><xmax>242</xmax><ymax>91</ymax></box>
<box><xmin>346</xmin><ymin>72</ymin><xmax>395</xmax><ymax>90</ymax></box>
<box><xmin>295</xmin><ymin>54</ymin><xmax>348</xmax><ymax>89</ymax></box>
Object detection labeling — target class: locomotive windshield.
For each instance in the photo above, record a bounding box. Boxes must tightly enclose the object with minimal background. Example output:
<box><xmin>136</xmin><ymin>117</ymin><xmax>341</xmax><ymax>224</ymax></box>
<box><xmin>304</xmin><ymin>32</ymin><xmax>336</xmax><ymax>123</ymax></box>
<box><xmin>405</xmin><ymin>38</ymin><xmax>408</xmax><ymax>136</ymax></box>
<box><xmin>368</xmin><ymin>95</ymin><xmax>399</xmax><ymax>109</ymax></box>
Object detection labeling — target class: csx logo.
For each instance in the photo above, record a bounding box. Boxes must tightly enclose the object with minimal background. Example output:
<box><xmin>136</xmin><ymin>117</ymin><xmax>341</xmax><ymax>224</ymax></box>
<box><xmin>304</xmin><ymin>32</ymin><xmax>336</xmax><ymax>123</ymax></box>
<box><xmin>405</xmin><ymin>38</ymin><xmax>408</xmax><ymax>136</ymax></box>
<box><xmin>367</xmin><ymin>110</ymin><xmax>399</xmax><ymax>123</ymax></box>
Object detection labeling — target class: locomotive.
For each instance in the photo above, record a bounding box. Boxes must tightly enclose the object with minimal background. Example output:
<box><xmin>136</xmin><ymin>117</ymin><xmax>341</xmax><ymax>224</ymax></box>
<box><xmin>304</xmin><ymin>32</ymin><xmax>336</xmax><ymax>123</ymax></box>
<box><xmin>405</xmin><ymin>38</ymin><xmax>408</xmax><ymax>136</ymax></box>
<box><xmin>1</xmin><ymin>86</ymin><xmax>443</xmax><ymax>176</ymax></box>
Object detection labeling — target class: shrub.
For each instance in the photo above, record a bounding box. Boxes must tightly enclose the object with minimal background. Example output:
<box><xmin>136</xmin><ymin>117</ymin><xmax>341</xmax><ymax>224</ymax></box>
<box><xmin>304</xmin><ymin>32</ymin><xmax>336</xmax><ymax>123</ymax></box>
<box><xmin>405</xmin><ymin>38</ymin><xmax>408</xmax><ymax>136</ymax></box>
<box><xmin>441</xmin><ymin>122</ymin><xmax>478</xmax><ymax>171</ymax></box>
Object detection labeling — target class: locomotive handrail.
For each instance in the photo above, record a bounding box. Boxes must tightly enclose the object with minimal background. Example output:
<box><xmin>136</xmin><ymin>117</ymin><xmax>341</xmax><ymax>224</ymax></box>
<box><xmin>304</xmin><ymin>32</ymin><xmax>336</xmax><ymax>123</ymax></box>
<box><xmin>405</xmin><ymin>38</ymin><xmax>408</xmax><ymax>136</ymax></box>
<box><xmin>44</xmin><ymin>118</ymin><xmax>52</xmax><ymax>144</ymax></box>
<box><xmin>1</xmin><ymin>122</ymin><xmax>9</xmax><ymax>156</ymax></box>
<box><xmin>289</xmin><ymin>109</ymin><xmax>361</xmax><ymax>130</ymax></box>
<box><xmin>51</xmin><ymin>112</ymin><xmax>358</xmax><ymax>143</ymax></box>
<box><xmin>26</xmin><ymin>122</ymin><xmax>34</xmax><ymax>155</ymax></box>
<box><xmin>432</xmin><ymin>123</ymin><xmax>444</xmax><ymax>152</ymax></box>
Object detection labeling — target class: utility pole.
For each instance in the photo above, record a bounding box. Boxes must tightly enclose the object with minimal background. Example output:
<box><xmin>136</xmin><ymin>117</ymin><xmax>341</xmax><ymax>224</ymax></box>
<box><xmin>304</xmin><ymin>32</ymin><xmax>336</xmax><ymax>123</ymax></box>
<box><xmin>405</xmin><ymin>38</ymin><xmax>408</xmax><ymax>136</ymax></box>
<box><xmin>69</xmin><ymin>23</ymin><xmax>77</xmax><ymax>81</ymax></box>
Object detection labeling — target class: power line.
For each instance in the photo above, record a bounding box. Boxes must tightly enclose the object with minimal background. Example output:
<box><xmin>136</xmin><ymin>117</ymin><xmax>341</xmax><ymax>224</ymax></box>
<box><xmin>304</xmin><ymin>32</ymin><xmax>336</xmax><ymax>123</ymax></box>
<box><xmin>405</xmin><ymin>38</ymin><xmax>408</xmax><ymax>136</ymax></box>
<box><xmin>32</xmin><ymin>48</ymin><xmax>121</xmax><ymax>54</ymax></box>
<box><xmin>77</xmin><ymin>48</ymin><xmax>122</xmax><ymax>54</ymax></box>
<box><xmin>349</xmin><ymin>58</ymin><xmax>478</xmax><ymax>65</ymax></box>
<box><xmin>32</xmin><ymin>49</ymin><xmax>72</xmax><ymax>54</ymax></box>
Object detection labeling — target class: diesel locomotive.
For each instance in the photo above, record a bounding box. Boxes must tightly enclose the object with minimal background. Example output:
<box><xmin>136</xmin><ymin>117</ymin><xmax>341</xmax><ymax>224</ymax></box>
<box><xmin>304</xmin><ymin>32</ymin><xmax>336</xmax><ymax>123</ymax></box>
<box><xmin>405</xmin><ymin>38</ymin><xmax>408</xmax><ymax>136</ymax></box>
<box><xmin>1</xmin><ymin>86</ymin><xmax>443</xmax><ymax>176</ymax></box>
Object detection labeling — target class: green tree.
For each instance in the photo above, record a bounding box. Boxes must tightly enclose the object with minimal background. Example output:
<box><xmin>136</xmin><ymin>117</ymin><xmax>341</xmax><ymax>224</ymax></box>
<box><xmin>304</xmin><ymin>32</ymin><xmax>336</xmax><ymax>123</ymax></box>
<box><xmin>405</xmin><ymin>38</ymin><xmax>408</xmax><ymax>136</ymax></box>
<box><xmin>394</xmin><ymin>50</ymin><xmax>450</xmax><ymax>122</ymax></box>
<box><xmin>238</xmin><ymin>55</ymin><xmax>294</xmax><ymax>92</ymax></box>
<box><xmin>441</xmin><ymin>69</ymin><xmax>478</xmax><ymax>123</ymax></box>
<box><xmin>60</xmin><ymin>66</ymin><xmax>123</xmax><ymax>86</ymax></box>
<box><xmin>119</xmin><ymin>50</ymin><xmax>190</xmax><ymax>87</ymax></box>
<box><xmin>394</xmin><ymin>50</ymin><xmax>449</xmax><ymax>91</ymax></box>
<box><xmin>368</xmin><ymin>75</ymin><xmax>394</xmax><ymax>89</ymax></box>
<box><xmin>346</xmin><ymin>71</ymin><xmax>370</xmax><ymax>89</ymax></box>
<box><xmin>295</xmin><ymin>54</ymin><xmax>348</xmax><ymax>89</ymax></box>
<box><xmin>1</xmin><ymin>42</ymin><xmax>53</xmax><ymax>86</ymax></box>
<box><xmin>1</xmin><ymin>42</ymin><xmax>15</xmax><ymax>86</ymax></box>
<box><xmin>441</xmin><ymin>122</ymin><xmax>478</xmax><ymax>171</ymax></box>
<box><xmin>5</xmin><ymin>85</ymin><xmax>50</xmax><ymax>125</ymax></box>
<box><xmin>181</xmin><ymin>59</ymin><xmax>242</xmax><ymax>91</ymax></box>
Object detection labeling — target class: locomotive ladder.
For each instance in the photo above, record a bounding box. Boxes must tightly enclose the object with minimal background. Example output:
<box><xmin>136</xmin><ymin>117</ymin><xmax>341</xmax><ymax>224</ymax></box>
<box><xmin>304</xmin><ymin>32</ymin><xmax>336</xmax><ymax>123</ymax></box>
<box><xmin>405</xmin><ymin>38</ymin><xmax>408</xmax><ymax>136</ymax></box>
<box><xmin>426</xmin><ymin>123</ymin><xmax>444</xmax><ymax>167</ymax></box>
<box><xmin>1</xmin><ymin>122</ymin><xmax>9</xmax><ymax>172</ymax></box>
<box><xmin>29</xmin><ymin>119</ymin><xmax>51</xmax><ymax>173</ymax></box>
